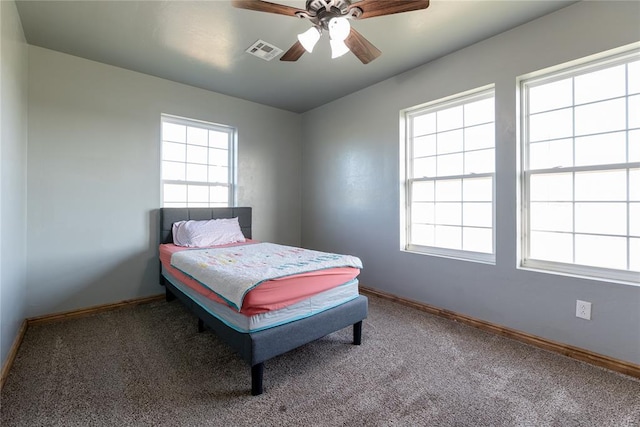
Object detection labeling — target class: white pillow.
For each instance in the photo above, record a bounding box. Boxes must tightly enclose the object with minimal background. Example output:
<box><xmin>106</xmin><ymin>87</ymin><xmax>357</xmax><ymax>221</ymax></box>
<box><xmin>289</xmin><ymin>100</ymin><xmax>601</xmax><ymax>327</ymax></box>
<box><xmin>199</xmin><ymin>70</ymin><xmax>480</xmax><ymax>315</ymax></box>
<box><xmin>172</xmin><ymin>217</ymin><xmax>246</xmax><ymax>247</ymax></box>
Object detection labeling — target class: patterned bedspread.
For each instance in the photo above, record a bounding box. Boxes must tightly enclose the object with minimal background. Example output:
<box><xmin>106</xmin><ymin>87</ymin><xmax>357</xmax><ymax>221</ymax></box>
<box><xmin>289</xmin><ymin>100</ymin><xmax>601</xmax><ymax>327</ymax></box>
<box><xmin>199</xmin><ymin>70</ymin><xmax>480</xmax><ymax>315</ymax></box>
<box><xmin>170</xmin><ymin>242</ymin><xmax>363</xmax><ymax>311</ymax></box>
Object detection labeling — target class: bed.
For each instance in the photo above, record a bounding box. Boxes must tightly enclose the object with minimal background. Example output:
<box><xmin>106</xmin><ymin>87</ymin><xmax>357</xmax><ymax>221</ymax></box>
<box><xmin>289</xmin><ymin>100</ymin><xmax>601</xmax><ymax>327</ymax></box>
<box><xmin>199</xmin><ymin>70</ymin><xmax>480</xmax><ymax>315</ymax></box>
<box><xmin>159</xmin><ymin>207</ymin><xmax>368</xmax><ymax>395</ymax></box>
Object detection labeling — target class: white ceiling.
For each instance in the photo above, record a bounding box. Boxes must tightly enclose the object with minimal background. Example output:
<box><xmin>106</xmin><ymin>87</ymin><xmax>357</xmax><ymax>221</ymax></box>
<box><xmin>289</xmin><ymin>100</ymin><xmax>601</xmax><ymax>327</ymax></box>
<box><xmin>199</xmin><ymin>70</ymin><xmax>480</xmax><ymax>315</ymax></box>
<box><xmin>16</xmin><ymin>0</ymin><xmax>578</xmax><ymax>113</ymax></box>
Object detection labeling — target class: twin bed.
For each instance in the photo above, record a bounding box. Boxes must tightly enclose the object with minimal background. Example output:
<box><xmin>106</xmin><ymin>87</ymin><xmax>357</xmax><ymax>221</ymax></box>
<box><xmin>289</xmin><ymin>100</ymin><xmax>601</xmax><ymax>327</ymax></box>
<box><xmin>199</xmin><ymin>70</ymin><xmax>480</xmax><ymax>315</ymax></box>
<box><xmin>159</xmin><ymin>207</ymin><xmax>368</xmax><ymax>395</ymax></box>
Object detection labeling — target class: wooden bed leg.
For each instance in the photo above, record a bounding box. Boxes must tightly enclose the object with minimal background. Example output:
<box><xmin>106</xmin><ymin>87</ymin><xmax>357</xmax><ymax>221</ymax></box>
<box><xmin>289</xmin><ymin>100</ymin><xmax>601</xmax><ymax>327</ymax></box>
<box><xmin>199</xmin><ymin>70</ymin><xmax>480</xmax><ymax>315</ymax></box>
<box><xmin>165</xmin><ymin>287</ymin><xmax>176</xmax><ymax>302</ymax></box>
<box><xmin>251</xmin><ymin>363</ymin><xmax>264</xmax><ymax>396</ymax></box>
<box><xmin>197</xmin><ymin>318</ymin><xmax>205</xmax><ymax>333</ymax></box>
<box><xmin>353</xmin><ymin>321</ymin><xmax>362</xmax><ymax>345</ymax></box>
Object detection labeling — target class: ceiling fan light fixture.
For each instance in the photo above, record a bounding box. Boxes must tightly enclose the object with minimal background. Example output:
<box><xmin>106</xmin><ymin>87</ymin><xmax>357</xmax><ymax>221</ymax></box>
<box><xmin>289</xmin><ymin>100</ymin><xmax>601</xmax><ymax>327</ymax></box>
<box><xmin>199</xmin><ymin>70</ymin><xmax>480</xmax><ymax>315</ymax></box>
<box><xmin>330</xmin><ymin>39</ymin><xmax>350</xmax><ymax>59</ymax></box>
<box><xmin>297</xmin><ymin>27</ymin><xmax>321</xmax><ymax>53</ymax></box>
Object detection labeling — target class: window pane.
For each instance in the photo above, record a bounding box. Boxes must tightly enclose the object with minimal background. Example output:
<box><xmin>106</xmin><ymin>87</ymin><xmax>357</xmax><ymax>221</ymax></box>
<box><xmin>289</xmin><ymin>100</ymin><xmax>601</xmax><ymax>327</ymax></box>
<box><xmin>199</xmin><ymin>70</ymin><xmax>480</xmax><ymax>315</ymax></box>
<box><xmin>630</xmin><ymin>130</ymin><xmax>640</xmax><ymax>162</ymax></box>
<box><xmin>163</xmin><ymin>141</ymin><xmax>185</xmax><ymax>162</ymax></box>
<box><xmin>412</xmin><ymin>224</ymin><xmax>434</xmax><ymax>246</ymax></box>
<box><xmin>437</xmin><ymin>153</ymin><xmax>463</xmax><ymax>176</ymax></box>
<box><xmin>529</xmin><ymin>138</ymin><xmax>573</xmax><ymax>170</ymax></box>
<box><xmin>464</xmin><ymin>123</ymin><xmax>494</xmax><ymax>151</ymax></box>
<box><xmin>464</xmin><ymin>97</ymin><xmax>494</xmax><ymax>126</ymax></box>
<box><xmin>435</xmin><ymin>225</ymin><xmax>461</xmax><ymax>249</ymax></box>
<box><xmin>210</xmin><ymin>186</ymin><xmax>229</xmax><ymax>204</ymax></box>
<box><xmin>435</xmin><ymin>202</ymin><xmax>461</xmax><ymax>226</ymax></box>
<box><xmin>629</xmin><ymin>94</ymin><xmax>640</xmax><ymax>129</ymax></box>
<box><xmin>438</xmin><ymin>129</ymin><xmax>463</xmax><ymax>154</ymax></box>
<box><xmin>162</xmin><ymin>116</ymin><xmax>235</xmax><ymax>208</ymax></box>
<box><xmin>575</xmin><ymin>132</ymin><xmax>626</xmax><ymax>167</ymax></box>
<box><xmin>530</xmin><ymin>173</ymin><xmax>573</xmax><ymax>201</ymax></box>
<box><xmin>574</xmin><ymin>64</ymin><xmax>625</xmax><ymax>104</ymax></box>
<box><xmin>413</xmin><ymin>134</ymin><xmax>436</xmax><ymax>158</ymax></box>
<box><xmin>186</xmin><ymin>163</ymin><xmax>207</xmax><ymax>182</ymax></box>
<box><xmin>463</xmin><ymin>202</ymin><xmax>492</xmax><ymax>227</ymax></box>
<box><xmin>187</xmin><ymin>185</ymin><xmax>208</xmax><ymax>204</ymax></box>
<box><xmin>630</xmin><ymin>203</ymin><xmax>640</xmax><ymax>237</ymax></box>
<box><xmin>209</xmin><ymin>148</ymin><xmax>228</xmax><ymax>166</ymax></box>
<box><xmin>631</xmin><ymin>238</ymin><xmax>640</xmax><ymax>271</ymax></box>
<box><xmin>163</xmin><ymin>123</ymin><xmax>186</xmax><ymax>143</ymax></box>
<box><xmin>162</xmin><ymin>161</ymin><xmax>185</xmax><ymax>181</ymax></box>
<box><xmin>530</xmin><ymin>231</ymin><xmax>573</xmax><ymax>263</ymax></box>
<box><xmin>412</xmin><ymin>202</ymin><xmax>435</xmax><ymax>224</ymax></box>
<box><xmin>187</xmin><ymin>127</ymin><xmax>208</xmax><ymax>146</ymax></box>
<box><xmin>404</xmin><ymin>89</ymin><xmax>494</xmax><ymax>259</ymax></box>
<box><xmin>412</xmin><ymin>180</ymin><xmax>435</xmax><ymax>202</ymax></box>
<box><xmin>464</xmin><ymin>149</ymin><xmax>494</xmax><ymax>174</ymax></box>
<box><xmin>629</xmin><ymin>60</ymin><xmax>640</xmax><ymax>95</ymax></box>
<box><xmin>529</xmin><ymin>108</ymin><xmax>573</xmax><ymax>142</ymax></box>
<box><xmin>575</xmin><ymin>98</ymin><xmax>626</xmax><ymax>136</ymax></box>
<box><xmin>437</xmin><ymin>105</ymin><xmax>463</xmax><ymax>132</ymax></box>
<box><xmin>463</xmin><ymin>177</ymin><xmax>492</xmax><ymax>202</ymax></box>
<box><xmin>575</xmin><ymin>170</ymin><xmax>626</xmax><ymax>201</ymax></box>
<box><xmin>575</xmin><ymin>234</ymin><xmax>626</xmax><ymax>270</ymax></box>
<box><xmin>528</xmin><ymin>78</ymin><xmax>572</xmax><ymax>114</ymax></box>
<box><xmin>413</xmin><ymin>157</ymin><xmax>436</xmax><ymax>178</ymax></box>
<box><xmin>413</xmin><ymin>113</ymin><xmax>436</xmax><ymax>137</ymax></box>
<box><xmin>163</xmin><ymin>183</ymin><xmax>187</xmax><ymax>203</ymax></box>
<box><xmin>209</xmin><ymin>166</ymin><xmax>229</xmax><ymax>184</ymax></box>
<box><xmin>209</xmin><ymin>130</ymin><xmax>229</xmax><ymax>149</ymax></box>
<box><xmin>575</xmin><ymin>202</ymin><xmax>626</xmax><ymax>235</ymax></box>
<box><xmin>630</xmin><ymin>169</ymin><xmax>640</xmax><ymax>201</ymax></box>
<box><xmin>463</xmin><ymin>227</ymin><xmax>492</xmax><ymax>253</ymax></box>
<box><xmin>435</xmin><ymin>179</ymin><xmax>461</xmax><ymax>202</ymax></box>
<box><xmin>186</xmin><ymin>145</ymin><xmax>208</xmax><ymax>164</ymax></box>
<box><xmin>530</xmin><ymin>202</ymin><xmax>573</xmax><ymax>232</ymax></box>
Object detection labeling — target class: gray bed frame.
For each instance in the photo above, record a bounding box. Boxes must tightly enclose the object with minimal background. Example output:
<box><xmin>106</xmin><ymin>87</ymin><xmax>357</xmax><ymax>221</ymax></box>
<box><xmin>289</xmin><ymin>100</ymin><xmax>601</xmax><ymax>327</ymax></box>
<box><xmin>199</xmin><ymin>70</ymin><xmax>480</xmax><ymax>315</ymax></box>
<box><xmin>159</xmin><ymin>207</ymin><xmax>368</xmax><ymax>395</ymax></box>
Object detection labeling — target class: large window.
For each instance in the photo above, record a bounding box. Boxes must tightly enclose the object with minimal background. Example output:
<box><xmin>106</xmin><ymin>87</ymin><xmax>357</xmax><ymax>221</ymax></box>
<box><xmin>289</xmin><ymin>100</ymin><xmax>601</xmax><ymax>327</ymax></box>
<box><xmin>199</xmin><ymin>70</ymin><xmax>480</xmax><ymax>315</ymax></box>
<box><xmin>521</xmin><ymin>49</ymin><xmax>640</xmax><ymax>283</ymax></box>
<box><xmin>161</xmin><ymin>115</ymin><xmax>236</xmax><ymax>207</ymax></box>
<box><xmin>402</xmin><ymin>86</ymin><xmax>495</xmax><ymax>263</ymax></box>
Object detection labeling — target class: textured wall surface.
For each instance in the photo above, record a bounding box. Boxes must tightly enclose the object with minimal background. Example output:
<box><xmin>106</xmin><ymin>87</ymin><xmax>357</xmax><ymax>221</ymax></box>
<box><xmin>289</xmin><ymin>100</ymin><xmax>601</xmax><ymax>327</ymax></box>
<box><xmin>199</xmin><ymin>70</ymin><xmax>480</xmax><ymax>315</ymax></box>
<box><xmin>26</xmin><ymin>46</ymin><xmax>301</xmax><ymax>317</ymax></box>
<box><xmin>301</xmin><ymin>1</ymin><xmax>640</xmax><ymax>363</ymax></box>
<box><xmin>0</xmin><ymin>0</ymin><xmax>28</xmax><ymax>367</ymax></box>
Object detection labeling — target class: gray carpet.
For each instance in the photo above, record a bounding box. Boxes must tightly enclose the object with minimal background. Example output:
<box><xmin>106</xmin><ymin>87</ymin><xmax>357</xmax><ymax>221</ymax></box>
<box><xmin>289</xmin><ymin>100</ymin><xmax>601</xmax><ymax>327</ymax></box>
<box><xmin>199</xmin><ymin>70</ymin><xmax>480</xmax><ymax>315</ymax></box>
<box><xmin>1</xmin><ymin>295</ymin><xmax>639</xmax><ymax>426</ymax></box>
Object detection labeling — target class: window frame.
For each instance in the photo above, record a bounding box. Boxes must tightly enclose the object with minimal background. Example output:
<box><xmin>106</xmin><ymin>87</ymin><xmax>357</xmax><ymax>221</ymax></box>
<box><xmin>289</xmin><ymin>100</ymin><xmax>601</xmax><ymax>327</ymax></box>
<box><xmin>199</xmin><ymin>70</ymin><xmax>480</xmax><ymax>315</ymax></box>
<box><xmin>401</xmin><ymin>85</ymin><xmax>496</xmax><ymax>264</ymax></box>
<box><xmin>519</xmin><ymin>47</ymin><xmax>640</xmax><ymax>284</ymax></box>
<box><xmin>160</xmin><ymin>114</ymin><xmax>238</xmax><ymax>208</ymax></box>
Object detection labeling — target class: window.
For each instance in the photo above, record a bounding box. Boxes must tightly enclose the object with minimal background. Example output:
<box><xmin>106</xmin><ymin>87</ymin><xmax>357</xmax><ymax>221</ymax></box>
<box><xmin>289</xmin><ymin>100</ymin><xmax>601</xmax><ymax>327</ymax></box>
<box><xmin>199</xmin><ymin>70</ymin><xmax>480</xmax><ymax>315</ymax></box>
<box><xmin>402</xmin><ymin>86</ymin><xmax>495</xmax><ymax>263</ymax></box>
<box><xmin>161</xmin><ymin>115</ymin><xmax>236</xmax><ymax>207</ymax></box>
<box><xmin>521</xmin><ymin>49</ymin><xmax>640</xmax><ymax>283</ymax></box>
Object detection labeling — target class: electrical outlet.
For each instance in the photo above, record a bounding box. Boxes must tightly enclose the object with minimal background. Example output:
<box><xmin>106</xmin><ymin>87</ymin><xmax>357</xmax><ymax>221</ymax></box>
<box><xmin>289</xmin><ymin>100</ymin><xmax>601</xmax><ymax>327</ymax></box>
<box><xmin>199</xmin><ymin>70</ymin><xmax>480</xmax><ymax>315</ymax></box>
<box><xmin>576</xmin><ymin>300</ymin><xmax>592</xmax><ymax>320</ymax></box>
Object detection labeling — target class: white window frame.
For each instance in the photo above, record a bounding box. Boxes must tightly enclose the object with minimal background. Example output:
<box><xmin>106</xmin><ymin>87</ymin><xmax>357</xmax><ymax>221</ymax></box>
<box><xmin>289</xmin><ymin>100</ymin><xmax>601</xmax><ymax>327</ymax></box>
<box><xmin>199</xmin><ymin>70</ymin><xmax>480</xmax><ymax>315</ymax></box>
<box><xmin>161</xmin><ymin>114</ymin><xmax>237</xmax><ymax>208</ymax></box>
<box><xmin>401</xmin><ymin>85</ymin><xmax>496</xmax><ymax>264</ymax></box>
<box><xmin>519</xmin><ymin>47</ymin><xmax>640</xmax><ymax>284</ymax></box>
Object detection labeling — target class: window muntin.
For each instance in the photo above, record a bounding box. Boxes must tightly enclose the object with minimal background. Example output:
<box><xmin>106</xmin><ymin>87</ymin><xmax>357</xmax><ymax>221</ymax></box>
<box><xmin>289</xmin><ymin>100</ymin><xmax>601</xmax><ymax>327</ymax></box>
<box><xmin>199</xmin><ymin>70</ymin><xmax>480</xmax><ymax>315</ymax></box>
<box><xmin>521</xmin><ymin>50</ymin><xmax>640</xmax><ymax>283</ymax></box>
<box><xmin>403</xmin><ymin>87</ymin><xmax>496</xmax><ymax>263</ymax></box>
<box><xmin>161</xmin><ymin>115</ymin><xmax>236</xmax><ymax>207</ymax></box>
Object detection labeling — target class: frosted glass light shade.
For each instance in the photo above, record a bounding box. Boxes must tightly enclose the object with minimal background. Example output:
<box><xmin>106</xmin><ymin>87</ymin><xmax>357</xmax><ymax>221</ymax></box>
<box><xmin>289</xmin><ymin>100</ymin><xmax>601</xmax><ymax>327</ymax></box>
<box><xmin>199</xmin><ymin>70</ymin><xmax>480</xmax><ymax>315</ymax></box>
<box><xmin>328</xmin><ymin>17</ymin><xmax>350</xmax><ymax>41</ymax></box>
<box><xmin>298</xmin><ymin>27</ymin><xmax>321</xmax><ymax>53</ymax></box>
<box><xmin>330</xmin><ymin>39</ymin><xmax>350</xmax><ymax>58</ymax></box>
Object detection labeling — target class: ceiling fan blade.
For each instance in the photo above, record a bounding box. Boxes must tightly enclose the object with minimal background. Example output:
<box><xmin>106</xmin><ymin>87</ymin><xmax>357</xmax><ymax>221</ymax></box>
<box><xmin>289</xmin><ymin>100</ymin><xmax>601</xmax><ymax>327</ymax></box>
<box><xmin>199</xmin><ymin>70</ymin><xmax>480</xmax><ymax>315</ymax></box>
<box><xmin>280</xmin><ymin>40</ymin><xmax>306</xmax><ymax>62</ymax></box>
<box><xmin>344</xmin><ymin>27</ymin><xmax>381</xmax><ymax>64</ymax></box>
<box><xmin>348</xmin><ymin>0</ymin><xmax>430</xmax><ymax>19</ymax></box>
<box><xmin>232</xmin><ymin>0</ymin><xmax>305</xmax><ymax>17</ymax></box>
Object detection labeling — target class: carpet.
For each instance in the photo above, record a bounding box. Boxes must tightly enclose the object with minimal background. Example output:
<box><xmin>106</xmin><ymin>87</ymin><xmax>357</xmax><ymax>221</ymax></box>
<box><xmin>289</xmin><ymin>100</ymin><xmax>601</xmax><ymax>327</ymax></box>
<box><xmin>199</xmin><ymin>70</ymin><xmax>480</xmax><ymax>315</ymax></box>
<box><xmin>2</xmin><ymin>295</ymin><xmax>639</xmax><ymax>426</ymax></box>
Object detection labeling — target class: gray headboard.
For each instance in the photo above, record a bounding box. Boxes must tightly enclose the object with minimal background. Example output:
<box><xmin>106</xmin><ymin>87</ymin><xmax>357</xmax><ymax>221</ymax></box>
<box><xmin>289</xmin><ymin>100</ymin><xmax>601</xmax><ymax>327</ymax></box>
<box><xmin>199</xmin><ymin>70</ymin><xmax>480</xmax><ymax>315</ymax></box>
<box><xmin>159</xmin><ymin>207</ymin><xmax>252</xmax><ymax>244</ymax></box>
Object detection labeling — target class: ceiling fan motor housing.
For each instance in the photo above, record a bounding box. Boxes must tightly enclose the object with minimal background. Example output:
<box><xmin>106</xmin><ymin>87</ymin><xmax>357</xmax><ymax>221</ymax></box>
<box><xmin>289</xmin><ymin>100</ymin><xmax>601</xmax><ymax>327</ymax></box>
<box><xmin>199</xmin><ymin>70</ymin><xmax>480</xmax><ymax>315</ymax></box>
<box><xmin>299</xmin><ymin>0</ymin><xmax>362</xmax><ymax>31</ymax></box>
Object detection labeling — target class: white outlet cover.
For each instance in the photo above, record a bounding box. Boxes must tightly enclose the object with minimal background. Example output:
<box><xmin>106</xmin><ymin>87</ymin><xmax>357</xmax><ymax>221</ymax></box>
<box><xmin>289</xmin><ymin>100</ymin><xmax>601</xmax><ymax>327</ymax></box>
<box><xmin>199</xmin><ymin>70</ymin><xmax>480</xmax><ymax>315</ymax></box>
<box><xmin>576</xmin><ymin>300</ymin><xmax>592</xmax><ymax>320</ymax></box>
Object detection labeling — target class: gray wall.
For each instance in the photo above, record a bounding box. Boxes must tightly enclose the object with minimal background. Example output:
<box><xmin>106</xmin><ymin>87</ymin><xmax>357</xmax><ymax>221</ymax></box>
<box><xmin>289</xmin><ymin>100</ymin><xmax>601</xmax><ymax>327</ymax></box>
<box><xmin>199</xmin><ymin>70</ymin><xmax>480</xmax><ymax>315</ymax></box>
<box><xmin>0</xmin><ymin>0</ymin><xmax>28</xmax><ymax>367</ymax></box>
<box><xmin>26</xmin><ymin>46</ymin><xmax>301</xmax><ymax>317</ymax></box>
<box><xmin>301</xmin><ymin>1</ymin><xmax>640</xmax><ymax>364</ymax></box>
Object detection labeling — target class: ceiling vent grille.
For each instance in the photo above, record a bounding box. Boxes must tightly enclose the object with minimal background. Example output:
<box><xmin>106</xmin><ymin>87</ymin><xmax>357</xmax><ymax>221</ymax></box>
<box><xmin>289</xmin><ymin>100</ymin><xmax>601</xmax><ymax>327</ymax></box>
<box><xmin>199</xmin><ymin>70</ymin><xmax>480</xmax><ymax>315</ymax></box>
<box><xmin>245</xmin><ymin>40</ymin><xmax>283</xmax><ymax>61</ymax></box>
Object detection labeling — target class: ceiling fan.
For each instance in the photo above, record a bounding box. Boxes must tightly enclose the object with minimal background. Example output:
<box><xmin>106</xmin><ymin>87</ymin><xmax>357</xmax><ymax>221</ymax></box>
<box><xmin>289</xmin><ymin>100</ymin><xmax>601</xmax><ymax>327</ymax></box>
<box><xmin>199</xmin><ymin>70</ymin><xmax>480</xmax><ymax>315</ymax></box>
<box><xmin>233</xmin><ymin>0</ymin><xmax>430</xmax><ymax>64</ymax></box>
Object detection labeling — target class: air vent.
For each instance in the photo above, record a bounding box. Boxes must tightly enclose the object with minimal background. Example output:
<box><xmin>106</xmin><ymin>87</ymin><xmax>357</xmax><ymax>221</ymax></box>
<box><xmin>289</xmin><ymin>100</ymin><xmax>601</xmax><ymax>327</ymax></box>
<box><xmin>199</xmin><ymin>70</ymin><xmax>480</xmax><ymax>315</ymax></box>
<box><xmin>245</xmin><ymin>40</ymin><xmax>283</xmax><ymax>61</ymax></box>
